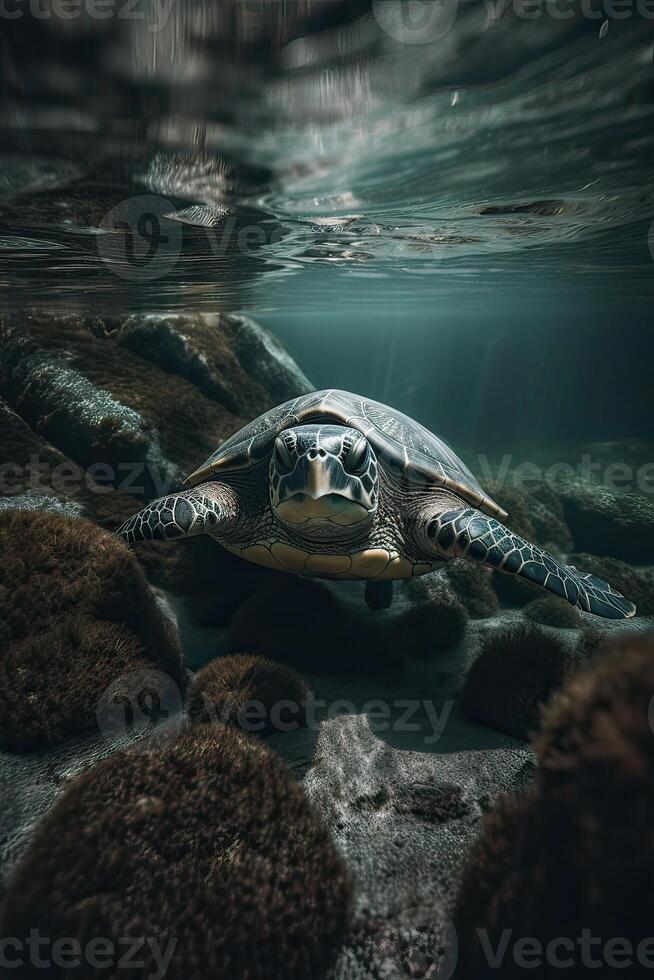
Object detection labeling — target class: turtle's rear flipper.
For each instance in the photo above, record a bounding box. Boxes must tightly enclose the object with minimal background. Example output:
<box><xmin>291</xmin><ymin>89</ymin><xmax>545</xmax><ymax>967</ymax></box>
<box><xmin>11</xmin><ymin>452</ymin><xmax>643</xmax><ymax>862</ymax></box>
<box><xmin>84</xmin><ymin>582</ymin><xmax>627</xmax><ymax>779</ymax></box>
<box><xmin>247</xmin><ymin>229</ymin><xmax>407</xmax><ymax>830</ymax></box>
<box><xmin>116</xmin><ymin>484</ymin><xmax>237</xmax><ymax>545</ymax></box>
<box><xmin>427</xmin><ymin>508</ymin><xmax>636</xmax><ymax>620</ymax></box>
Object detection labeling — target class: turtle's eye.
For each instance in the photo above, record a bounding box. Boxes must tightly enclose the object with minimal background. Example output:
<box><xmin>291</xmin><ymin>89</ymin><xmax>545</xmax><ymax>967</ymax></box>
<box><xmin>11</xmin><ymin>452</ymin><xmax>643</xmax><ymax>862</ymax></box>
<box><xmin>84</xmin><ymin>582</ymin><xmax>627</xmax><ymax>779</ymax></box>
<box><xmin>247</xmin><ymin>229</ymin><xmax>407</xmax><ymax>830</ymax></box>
<box><xmin>273</xmin><ymin>437</ymin><xmax>294</xmax><ymax>472</ymax></box>
<box><xmin>344</xmin><ymin>436</ymin><xmax>369</xmax><ymax>474</ymax></box>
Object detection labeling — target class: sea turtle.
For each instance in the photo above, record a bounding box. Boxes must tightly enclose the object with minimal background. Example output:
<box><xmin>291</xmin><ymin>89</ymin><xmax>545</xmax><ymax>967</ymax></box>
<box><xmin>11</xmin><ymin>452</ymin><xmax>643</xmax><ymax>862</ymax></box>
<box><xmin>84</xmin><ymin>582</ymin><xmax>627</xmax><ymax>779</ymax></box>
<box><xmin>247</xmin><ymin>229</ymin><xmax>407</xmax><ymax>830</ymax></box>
<box><xmin>117</xmin><ymin>389</ymin><xmax>636</xmax><ymax>619</ymax></box>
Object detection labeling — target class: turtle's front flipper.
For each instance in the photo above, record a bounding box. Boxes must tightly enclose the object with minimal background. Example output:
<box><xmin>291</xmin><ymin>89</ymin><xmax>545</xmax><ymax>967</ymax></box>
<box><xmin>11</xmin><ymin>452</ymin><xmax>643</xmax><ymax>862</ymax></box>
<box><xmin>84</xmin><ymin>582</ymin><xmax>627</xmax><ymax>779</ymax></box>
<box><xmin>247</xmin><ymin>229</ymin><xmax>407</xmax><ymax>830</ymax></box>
<box><xmin>422</xmin><ymin>507</ymin><xmax>636</xmax><ymax>620</ymax></box>
<box><xmin>116</xmin><ymin>483</ymin><xmax>238</xmax><ymax>544</ymax></box>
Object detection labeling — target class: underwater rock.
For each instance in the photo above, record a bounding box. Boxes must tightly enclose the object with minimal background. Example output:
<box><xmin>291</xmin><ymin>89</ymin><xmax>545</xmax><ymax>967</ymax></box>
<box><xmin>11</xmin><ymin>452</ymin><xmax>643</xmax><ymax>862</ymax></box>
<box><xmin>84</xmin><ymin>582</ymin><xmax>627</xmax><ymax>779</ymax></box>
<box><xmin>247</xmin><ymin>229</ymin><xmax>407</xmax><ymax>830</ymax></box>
<box><xmin>227</xmin><ymin>577</ymin><xmax>396</xmax><ymax>674</ymax></box>
<box><xmin>187</xmin><ymin>654</ymin><xmax>310</xmax><ymax>734</ymax></box>
<box><xmin>444</xmin><ymin>561</ymin><xmax>499</xmax><ymax>619</ymax></box>
<box><xmin>2</xmin><ymin>725</ymin><xmax>352</xmax><ymax>980</ymax></box>
<box><xmin>0</xmin><ymin>511</ymin><xmax>184</xmax><ymax>752</ymax></box>
<box><xmin>393</xmin><ymin>587</ymin><xmax>467</xmax><ymax>657</ymax></box>
<box><xmin>0</xmin><ymin>394</ymin><xmax>132</xmax><ymax>528</ymax></box>
<box><xmin>523</xmin><ymin>595</ymin><xmax>581</xmax><ymax>629</ymax></box>
<box><xmin>0</xmin><ymin>311</ymin><xmax>311</xmax><ymax>601</ymax></box>
<box><xmin>462</xmin><ymin>622</ymin><xmax>581</xmax><ymax>741</ymax></box>
<box><xmin>116</xmin><ymin>311</ymin><xmax>312</xmax><ymax>416</ymax></box>
<box><xmin>454</xmin><ymin>631</ymin><xmax>654</xmax><ymax>979</ymax></box>
<box><xmin>331</xmin><ymin>919</ymin><xmax>447</xmax><ymax>980</ymax></box>
<box><xmin>559</xmin><ymin>481</ymin><xmax>654</xmax><ymax>563</ymax></box>
<box><xmin>0</xmin><ymin>311</ymin><xmax>311</xmax><ymax>494</ymax></box>
<box><xmin>484</xmin><ymin>478</ymin><xmax>572</xmax><ymax>551</ymax></box>
<box><xmin>0</xmin><ymin>317</ymin><xmax>177</xmax><ymax>494</ymax></box>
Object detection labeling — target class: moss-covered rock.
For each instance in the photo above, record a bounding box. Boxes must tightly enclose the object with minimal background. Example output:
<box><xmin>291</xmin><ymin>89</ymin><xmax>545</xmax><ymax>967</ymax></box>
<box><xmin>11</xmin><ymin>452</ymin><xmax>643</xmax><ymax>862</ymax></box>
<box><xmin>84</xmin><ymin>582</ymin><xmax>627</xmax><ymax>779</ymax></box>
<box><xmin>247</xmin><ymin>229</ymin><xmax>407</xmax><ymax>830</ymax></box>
<box><xmin>0</xmin><ymin>311</ymin><xmax>311</xmax><ymax>604</ymax></box>
<box><xmin>392</xmin><ymin>591</ymin><xmax>467</xmax><ymax>657</ymax></box>
<box><xmin>559</xmin><ymin>481</ymin><xmax>654</xmax><ymax>563</ymax></box>
<box><xmin>409</xmin><ymin>564</ymin><xmax>495</xmax><ymax>618</ymax></box>
<box><xmin>524</xmin><ymin>595</ymin><xmax>581</xmax><ymax>629</ymax></box>
<box><xmin>462</xmin><ymin>622</ymin><xmax>580</xmax><ymax>741</ymax></box>
<box><xmin>2</xmin><ymin>725</ymin><xmax>352</xmax><ymax>979</ymax></box>
<box><xmin>228</xmin><ymin>577</ymin><xmax>396</xmax><ymax>674</ymax></box>
<box><xmin>187</xmin><ymin>654</ymin><xmax>310</xmax><ymax>734</ymax></box>
<box><xmin>0</xmin><ymin>510</ymin><xmax>184</xmax><ymax>751</ymax></box>
<box><xmin>443</xmin><ymin>561</ymin><xmax>499</xmax><ymax>619</ymax></box>
<box><xmin>454</xmin><ymin>632</ymin><xmax>654</xmax><ymax>978</ymax></box>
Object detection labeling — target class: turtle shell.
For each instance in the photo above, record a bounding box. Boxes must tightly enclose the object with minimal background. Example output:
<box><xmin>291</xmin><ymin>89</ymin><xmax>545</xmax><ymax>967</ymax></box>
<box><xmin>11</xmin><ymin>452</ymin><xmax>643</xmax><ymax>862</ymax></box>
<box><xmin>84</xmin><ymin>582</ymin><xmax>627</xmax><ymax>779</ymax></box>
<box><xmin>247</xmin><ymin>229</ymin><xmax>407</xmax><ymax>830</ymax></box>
<box><xmin>184</xmin><ymin>389</ymin><xmax>507</xmax><ymax>519</ymax></box>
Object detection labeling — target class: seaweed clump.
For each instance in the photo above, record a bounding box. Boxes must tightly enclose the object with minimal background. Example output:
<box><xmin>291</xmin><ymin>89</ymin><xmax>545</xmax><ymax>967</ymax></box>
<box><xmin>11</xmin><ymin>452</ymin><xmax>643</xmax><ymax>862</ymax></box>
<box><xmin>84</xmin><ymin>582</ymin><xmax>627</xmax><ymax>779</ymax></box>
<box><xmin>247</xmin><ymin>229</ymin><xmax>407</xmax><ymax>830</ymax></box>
<box><xmin>2</xmin><ymin>726</ymin><xmax>352</xmax><ymax>980</ymax></box>
<box><xmin>454</xmin><ymin>632</ymin><xmax>654</xmax><ymax>978</ymax></box>
<box><xmin>187</xmin><ymin>654</ymin><xmax>310</xmax><ymax>734</ymax></box>
<box><xmin>0</xmin><ymin>510</ymin><xmax>184</xmax><ymax>752</ymax></box>
<box><xmin>462</xmin><ymin>622</ymin><xmax>580</xmax><ymax>740</ymax></box>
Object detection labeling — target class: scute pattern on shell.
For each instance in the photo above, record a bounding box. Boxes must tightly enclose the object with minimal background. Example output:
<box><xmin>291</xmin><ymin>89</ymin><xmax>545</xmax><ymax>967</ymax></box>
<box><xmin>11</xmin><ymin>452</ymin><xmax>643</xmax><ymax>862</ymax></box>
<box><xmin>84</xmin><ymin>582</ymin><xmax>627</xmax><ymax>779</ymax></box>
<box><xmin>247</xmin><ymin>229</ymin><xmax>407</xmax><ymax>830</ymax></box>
<box><xmin>185</xmin><ymin>389</ymin><xmax>505</xmax><ymax>519</ymax></box>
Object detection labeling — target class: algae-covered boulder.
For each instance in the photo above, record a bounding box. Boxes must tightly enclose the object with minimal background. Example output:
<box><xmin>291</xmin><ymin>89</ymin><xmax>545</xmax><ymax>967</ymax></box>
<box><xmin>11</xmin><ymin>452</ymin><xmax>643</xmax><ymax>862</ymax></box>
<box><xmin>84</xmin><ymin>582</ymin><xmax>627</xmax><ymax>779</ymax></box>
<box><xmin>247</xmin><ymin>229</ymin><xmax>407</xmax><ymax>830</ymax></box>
<box><xmin>0</xmin><ymin>510</ymin><xmax>184</xmax><ymax>752</ymax></box>
<box><xmin>0</xmin><ymin>312</ymin><xmax>311</xmax><ymax>601</ymax></box>
<box><xmin>0</xmin><ymin>312</ymin><xmax>311</xmax><ymax>498</ymax></box>
<box><xmin>454</xmin><ymin>632</ymin><xmax>654</xmax><ymax>978</ymax></box>
<box><xmin>523</xmin><ymin>595</ymin><xmax>582</xmax><ymax>629</ymax></box>
<box><xmin>462</xmin><ymin>622</ymin><xmax>581</xmax><ymax>741</ymax></box>
<box><xmin>187</xmin><ymin>654</ymin><xmax>310</xmax><ymax>734</ymax></box>
<box><xmin>393</xmin><ymin>582</ymin><xmax>467</xmax><ymax>656</ymax></box>
<box><xmin>559</xmin><ymin>481</ymin><xmax>654</xmax><ymax>563</ymax></box>
<box><xmin>2</xmin><ymin>725</ymin><xmax>352</xmax><ymax>980</ymax></box>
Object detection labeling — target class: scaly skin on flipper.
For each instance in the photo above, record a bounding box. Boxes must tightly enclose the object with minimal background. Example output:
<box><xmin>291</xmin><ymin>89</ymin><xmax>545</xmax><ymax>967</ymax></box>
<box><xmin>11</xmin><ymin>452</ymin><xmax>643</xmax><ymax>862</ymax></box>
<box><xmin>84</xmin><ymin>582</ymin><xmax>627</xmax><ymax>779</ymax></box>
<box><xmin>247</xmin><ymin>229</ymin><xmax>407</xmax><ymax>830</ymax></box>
<box><xmin>116</xmin><ymin>484</ymin><xmax>238</xmax><ymax>543</ymax></box>
<box><xmin>424</xmin><ymin>508</ymin><xmax>636</xmax><ymax>620</ymax></box>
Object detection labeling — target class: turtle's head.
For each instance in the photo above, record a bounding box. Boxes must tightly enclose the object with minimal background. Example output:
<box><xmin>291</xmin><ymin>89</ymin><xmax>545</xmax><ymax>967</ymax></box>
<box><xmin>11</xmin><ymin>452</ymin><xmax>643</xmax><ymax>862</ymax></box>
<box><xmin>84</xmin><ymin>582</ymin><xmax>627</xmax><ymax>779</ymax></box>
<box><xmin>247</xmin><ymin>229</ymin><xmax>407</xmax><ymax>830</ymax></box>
<box><xmin>270</xmin><ymin>424</ymin><xmax>378</xmax><ymax>536</ymax></box>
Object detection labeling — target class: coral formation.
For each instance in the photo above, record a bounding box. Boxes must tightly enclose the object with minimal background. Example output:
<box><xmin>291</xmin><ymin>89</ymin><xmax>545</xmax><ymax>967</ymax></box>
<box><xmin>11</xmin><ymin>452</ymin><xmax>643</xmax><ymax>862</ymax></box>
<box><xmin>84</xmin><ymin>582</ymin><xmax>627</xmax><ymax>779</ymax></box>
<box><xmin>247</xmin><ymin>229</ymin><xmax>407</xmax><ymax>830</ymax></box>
<box><xmin>454</xmin><ymin>632</ymin><xmax>654</xmax><ymax>978</ymax></box>
<box><xmin>2</xmin><ymin>726</ymin><xmax>352</xmax><ymax>980</ymax></box>
<box><xmin>462</xmin><ymin>622</ymin><xmax>580</xmax><ymax>740</ymax></box>
<box><xmin>0</xmin><ymin>510</ymin><xmax>184</xmax><ymax>751</ymax></box>
<box><xmin>523</xmin><ymin>595</ymin><xmax>581</xmax><ymax>629</ymax></box>
<box><xmin>187</xmin><ymin>654</ymin><xmax>310</xmax><ymax>734</ymax></box>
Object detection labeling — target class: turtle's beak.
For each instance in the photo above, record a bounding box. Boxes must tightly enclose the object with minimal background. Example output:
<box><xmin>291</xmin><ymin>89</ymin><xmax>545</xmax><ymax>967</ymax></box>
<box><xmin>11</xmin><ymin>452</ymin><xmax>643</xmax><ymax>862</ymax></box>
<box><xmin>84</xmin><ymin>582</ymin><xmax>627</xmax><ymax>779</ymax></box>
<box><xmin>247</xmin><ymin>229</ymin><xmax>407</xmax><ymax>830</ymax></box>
<box><xmin>275</xmin><ymin>454</ymin><xmax>370</xmax><ymax>527</ymax></box>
